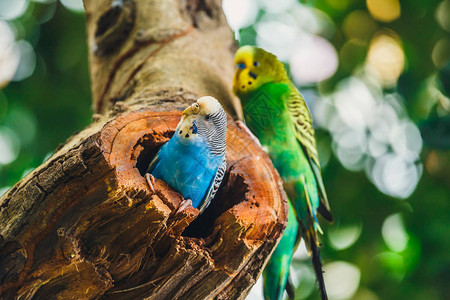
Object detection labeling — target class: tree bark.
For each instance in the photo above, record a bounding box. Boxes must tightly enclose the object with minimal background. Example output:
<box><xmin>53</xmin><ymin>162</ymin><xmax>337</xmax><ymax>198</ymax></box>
<box><xmin>0</xmin><ymin>0</ymin><xmax>288</xmax><ymax>299</ymax></box>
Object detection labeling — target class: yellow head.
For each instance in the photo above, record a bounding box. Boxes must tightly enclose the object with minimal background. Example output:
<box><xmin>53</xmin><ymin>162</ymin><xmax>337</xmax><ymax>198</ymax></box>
<box><xmin>233</xmin><ymin>46</ymin><xmax>288</xmax><ymax>96</ymax></box>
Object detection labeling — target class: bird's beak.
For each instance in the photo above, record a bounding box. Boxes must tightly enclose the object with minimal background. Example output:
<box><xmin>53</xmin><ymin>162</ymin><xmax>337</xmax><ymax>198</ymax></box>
<box><xmin>182</xmin><ymin>103</ymin><xmax>200</xmax><ymax>116</ymax></box>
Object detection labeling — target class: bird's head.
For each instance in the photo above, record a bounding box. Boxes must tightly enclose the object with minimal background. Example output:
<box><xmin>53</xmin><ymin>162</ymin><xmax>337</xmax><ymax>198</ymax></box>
<box><xmin>182</xmin><ymin>96</ymin><xmax>223</xmax><ymax>118</ymax></box>
<box><xmin>176</xmin><ymin>97</ymin><xmax>227</xmax><ymax>153</ymax></box>
<box><xmin>233</xmin><ymin>46</ymin><xmax>287</xmax><ymax>97</ymax></box>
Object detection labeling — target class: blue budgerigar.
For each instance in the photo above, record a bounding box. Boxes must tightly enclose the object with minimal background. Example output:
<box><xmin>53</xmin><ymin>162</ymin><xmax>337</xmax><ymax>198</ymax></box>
<box><xmin>145</xmin><ymin>96</ymin><xmax>227</xmax><ymax>213</ymax></box>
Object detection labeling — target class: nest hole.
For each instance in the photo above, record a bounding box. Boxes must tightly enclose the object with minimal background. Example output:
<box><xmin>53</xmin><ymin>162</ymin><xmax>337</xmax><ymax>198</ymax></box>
<box><xmin>182</xmin><ymin>164</ymin><xmax>249</xmax><ymax>239</ymax></box>
<box><xmin>135</xmin><ymin>131</ymin><xmax>173</xmax><ymax>176</ymax></box>
<box><xmin>135</xmin><ymin>132</ymin><xmax>250</xmax><ymax>240</ymax></box>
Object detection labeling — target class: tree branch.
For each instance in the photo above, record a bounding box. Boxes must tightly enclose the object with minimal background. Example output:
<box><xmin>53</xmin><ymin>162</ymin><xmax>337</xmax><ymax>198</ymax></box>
<box><xmin>0</xmin><ymin>1</ymin><xmax>287</xmax><ymax>299</ymax></box>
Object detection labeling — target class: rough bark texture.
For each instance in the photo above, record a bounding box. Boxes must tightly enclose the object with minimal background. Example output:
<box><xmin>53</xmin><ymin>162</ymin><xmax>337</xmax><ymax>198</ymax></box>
<box><xmin>0</xmin><ymin>0</ymin><xmax>287</xmax><ymax>299</ymax></box>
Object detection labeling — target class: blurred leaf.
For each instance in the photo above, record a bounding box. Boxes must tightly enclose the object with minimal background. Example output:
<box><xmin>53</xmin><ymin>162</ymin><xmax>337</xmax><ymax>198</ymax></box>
<box><xmin>420</xmin><ymin>116</ymin><xmax>450</xmax><ymax>149</ymax></box>
<box><xmin>437</xmin><ymin>62</ymin><xmax>450</xmax><ymax>97</ymax></box>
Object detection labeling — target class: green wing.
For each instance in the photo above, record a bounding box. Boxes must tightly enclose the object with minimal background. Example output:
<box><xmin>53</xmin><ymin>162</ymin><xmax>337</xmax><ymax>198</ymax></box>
<box><xmin>286</xmin><ymin>83</ymin><xmax>333</xmax><ymax>222</ymax></box>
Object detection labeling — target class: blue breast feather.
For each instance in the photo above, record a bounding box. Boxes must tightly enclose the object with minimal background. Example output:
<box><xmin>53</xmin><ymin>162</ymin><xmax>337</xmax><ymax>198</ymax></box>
<box><xmin>150</xmin><ymin>134</ymin><xmax>223</xmax><ymax>208</ymax></box>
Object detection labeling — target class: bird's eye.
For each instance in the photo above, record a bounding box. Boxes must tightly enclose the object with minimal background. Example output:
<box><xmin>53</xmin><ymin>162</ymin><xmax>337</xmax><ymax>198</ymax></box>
<box><xmin>253</xmin><ymin>61</ymin><xmax>260</xmax><ymax>67</ymax></box>
<box><xmin>205</xmin><ymin>114</ymin><xmax>211</xmax><ymax>121</ymax></box>
<box><xmin>194</xmin><ymin>103</ymin><xmax>199</xmax><ymax>108</ymax></box>
<box><xmin>237</xmin><ymin>63</ymin><xmax>246</xmax><ymax>69</ymax></box>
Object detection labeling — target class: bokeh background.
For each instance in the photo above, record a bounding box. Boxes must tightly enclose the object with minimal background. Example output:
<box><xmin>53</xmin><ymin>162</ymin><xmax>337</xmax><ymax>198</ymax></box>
<box><xmin>0</xmin><ymin>0</ymin><xmax>449</xmax><ymax>299</ymax></box>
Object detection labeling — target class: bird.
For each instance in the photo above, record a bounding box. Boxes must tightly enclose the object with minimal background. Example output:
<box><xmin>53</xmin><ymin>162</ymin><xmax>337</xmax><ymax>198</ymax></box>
<box><xmin>233</xmin><ymin>45</ymin><xmax>332</xmax><ymax>300</ymax></box>
<box><xmin>145</xmin><ymin>96</ymin><xmax>227</xmax><ymax>214</ymax></box>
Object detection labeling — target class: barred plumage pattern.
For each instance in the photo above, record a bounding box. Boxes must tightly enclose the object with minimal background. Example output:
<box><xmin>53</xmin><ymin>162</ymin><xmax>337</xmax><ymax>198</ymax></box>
<box><xmin>196</xmin><ymin>103</ymin><xmax>227</xmax><ymax>213</ymax></box>
<box><xmin>198</xmin><ymin>108</ymin><xmax>227</xmax><ymax>156</ymax></box>
<box><xmin>286</xmin><ymin>83</ymin><xmax>320</xmax><ymax>167</ymax></box>
<box><xmin>199</xmin><ymin>157</ymin><xmax>226</xmax><ymax>213</ymax></box>
<box><xmin>286</xmin><ymin>83</ymin><xmax>332</xmax><ymax>219</ymax></box>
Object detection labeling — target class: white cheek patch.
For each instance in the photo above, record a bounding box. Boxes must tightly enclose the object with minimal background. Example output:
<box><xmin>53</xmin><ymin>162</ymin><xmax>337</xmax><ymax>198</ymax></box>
<box><xmin>177</xmin><ymin>116</ymin><xmax>198</xmax><ymax>140</ymax></box>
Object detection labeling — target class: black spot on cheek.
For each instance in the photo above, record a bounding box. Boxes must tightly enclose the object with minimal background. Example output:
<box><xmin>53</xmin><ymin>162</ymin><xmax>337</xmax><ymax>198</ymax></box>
<box><xmin>185</xmin><ymin>133</ymin><xmax>190</xmax><ymax>138</ymax></box>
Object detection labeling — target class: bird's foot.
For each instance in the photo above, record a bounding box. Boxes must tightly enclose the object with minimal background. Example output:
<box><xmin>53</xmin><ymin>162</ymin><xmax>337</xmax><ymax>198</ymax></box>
<box><xmin>145</xmin><ymin>173</ymin><xmax>156</xmax><ymax>194</ymax></box>
<box><xmin>175</xmin><ymin>199</ymin><xmax>193</xmax><ymax>214</ymax></box>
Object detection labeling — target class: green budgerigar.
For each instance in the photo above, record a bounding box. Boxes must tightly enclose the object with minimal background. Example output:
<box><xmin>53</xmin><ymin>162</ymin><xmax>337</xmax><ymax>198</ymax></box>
<box><xmin>233</xmin><ymin>46</ymin><xmax>332</xmax><ymax>300</ymax></box>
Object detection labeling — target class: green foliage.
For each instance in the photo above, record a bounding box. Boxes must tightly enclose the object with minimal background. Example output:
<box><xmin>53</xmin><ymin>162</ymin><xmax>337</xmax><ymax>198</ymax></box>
<box><xmin>0</xmin><ymin>3</ymin><xmax>91</xmax><ymax>187</ymax></box>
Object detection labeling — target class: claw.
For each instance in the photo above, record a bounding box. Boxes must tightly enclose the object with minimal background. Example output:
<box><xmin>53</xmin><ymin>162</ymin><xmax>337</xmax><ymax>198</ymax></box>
<box><xmin>175</xmin><ymin>199</ymin><xmax>193</xmax><ymax>214</ymax></box>
<box><xmin>145</xmin><ymin>173</ymin><xmax>156</xmax><ymax>194</ymax></box>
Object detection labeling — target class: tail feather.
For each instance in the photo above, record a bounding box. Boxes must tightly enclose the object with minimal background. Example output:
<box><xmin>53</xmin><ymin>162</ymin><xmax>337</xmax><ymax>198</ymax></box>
<box><xmin>310</xmin><ymin>237</ymin><xmax>328</xmax><ymax>300</ymax></box>
<box><xmin>286</xmin><ymin>275</ymin><xmax>295</xmax><ymax>299</ymax></box>
<box><xmin>301</xmin><ymin>174</ymin><xmax>328</xmax><ymax>300</ymax></box>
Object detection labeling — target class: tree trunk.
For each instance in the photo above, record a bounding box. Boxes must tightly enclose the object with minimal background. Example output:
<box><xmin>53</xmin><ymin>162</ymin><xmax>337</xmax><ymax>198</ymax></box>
<box><xmin>0</xmin><ymin>1</ymin><xmax>288</xmax><ymax>299</ymax></box>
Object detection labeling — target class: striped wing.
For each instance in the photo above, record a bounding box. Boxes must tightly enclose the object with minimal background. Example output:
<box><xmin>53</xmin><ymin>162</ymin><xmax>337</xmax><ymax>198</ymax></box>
<box><xmin>198</xmin><ymin>156</ymin><xmax>227</xmax><ymax>214</ymax></box>
<box><xmin>286</xmin><ymin>83</ymin><xmax>333</xmax><ymax>222</ymax></box>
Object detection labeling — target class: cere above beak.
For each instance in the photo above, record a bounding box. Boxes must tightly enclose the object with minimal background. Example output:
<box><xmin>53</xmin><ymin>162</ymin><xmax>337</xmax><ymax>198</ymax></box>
<box><xmin>183</xmin><ymin>103</ymin><xmax>200</xmax><ymax>116</ymax></box>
